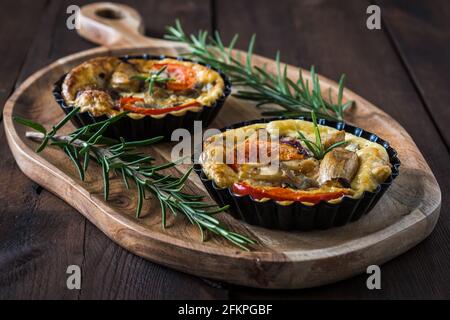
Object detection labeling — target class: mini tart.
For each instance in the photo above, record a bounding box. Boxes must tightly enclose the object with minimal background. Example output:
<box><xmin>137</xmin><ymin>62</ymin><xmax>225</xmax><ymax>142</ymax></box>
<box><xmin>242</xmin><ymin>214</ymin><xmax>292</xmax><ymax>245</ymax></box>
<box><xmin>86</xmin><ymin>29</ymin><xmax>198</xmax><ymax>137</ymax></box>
<box><xmin>195</xmin><ymin>117</ymin><xmax>400</xmax><ymax>231</ymax></box>
<box><xmin>54</xmin><ymin>55</ymin><xmax>231</xmax><ymax>140</ymax></box>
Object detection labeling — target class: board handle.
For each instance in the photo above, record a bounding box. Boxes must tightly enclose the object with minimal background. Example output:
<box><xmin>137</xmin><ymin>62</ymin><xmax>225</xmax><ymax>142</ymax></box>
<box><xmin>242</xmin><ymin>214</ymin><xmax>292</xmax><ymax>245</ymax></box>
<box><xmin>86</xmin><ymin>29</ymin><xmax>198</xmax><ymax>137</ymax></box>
<box><xmin>76</xmin><ymin>2</ymin><xmax>174</xmax><ymax>48</ymax></box>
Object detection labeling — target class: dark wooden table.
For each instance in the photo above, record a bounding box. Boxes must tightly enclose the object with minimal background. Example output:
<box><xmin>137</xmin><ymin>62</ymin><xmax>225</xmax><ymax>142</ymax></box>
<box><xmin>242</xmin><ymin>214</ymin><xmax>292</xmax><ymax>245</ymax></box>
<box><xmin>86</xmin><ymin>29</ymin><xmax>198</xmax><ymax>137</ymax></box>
<box><xmin>0</xmin><ymin>0</ymin><xmax>449</xmax><ymax>299</ymax></box>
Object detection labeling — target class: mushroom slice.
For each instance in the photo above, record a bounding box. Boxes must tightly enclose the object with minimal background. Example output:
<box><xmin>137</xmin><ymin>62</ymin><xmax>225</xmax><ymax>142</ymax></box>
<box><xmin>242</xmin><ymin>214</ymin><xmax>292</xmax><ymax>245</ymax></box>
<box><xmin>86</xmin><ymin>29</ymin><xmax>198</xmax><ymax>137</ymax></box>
<box><xmin>323</xmin><ymin>130</ymin><xmax>345</xmax><ymax>149</ymax></box>
<box><xmin>239</xmin><ymin>164</ymin><xmax>285</xmax><ymax>183</ymax></box>
<box><xmin>345</xmin><ymin>143</ymin><xmax>360</xmax><ymax>152</ymax></box>
<box><xmin>74</xmin><ymin>90</ymin><xmax>115</xmax><ymax>117</ymax></box>
<box><xmin>282</xmin><ymin>158</ymin><xmax>319</xmax><ymax>177</ymax></box>
<box><xmin>110</xmin><ymin>62</ymin><xmax>141</xmax><ymax>92</ymax></box>
<box><xmin>62</xmin><ymin>57</ymin><xmax>121</xmax><ymax>102</ymax></box>
<box><xmin>318</xmin><ymin>147</ymin><xmax>359</xmax><ymax>185</ymax></box>
<box><xmin>281</xmin><ymin>165</ymin><xmax>319</xmax><ymax>190</ymax></box>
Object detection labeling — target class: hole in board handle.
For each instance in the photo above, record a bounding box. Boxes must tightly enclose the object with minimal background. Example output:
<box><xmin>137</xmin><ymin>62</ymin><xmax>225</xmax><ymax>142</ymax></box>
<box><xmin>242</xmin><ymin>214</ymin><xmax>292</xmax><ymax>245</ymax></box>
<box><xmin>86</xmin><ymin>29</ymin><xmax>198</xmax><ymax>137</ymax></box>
<box><xmin>95</xmin><ymin>8</ymin><xmax>123</xmax><ymax>20</ymax></box>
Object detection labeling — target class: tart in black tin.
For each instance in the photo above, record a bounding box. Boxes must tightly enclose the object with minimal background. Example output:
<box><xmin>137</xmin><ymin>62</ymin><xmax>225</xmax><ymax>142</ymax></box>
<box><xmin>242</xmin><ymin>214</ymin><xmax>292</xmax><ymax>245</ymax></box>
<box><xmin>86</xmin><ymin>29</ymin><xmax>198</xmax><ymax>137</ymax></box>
<box><xmin>194</xmin><ymin>117</ymin><xmax>400</xmax><ymax>231</ymax></box>
<box><xmin>53</xmin><ymin>55</ymin><xmax>231</xmax><ymax>141</ymax></box>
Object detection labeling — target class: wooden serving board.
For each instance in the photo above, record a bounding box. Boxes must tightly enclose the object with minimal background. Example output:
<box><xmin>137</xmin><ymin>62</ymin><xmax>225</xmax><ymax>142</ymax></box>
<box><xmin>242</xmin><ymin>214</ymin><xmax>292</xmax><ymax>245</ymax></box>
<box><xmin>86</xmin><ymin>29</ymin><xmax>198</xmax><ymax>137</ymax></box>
<box><xmin>2</xmin><ymin>2</ymin><xmax>441</xmax><ymax>289</ymax></box>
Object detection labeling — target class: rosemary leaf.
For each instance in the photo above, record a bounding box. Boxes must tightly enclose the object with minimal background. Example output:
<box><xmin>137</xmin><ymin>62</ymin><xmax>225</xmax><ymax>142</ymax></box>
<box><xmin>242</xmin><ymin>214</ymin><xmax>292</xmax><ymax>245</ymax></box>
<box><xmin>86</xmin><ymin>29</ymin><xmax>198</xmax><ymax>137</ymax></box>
<box><xmin>101</xmin><ymin>158</ymin><xmax>110</xmax><ymax>201</ymax></box>
<box><xmin>16</xmin><ymin>110</ymin><xmax>255</xmax><ymax>250</ymax></box>
<box><xmin>298</xmin><ymin>111</ymin><xmax>346</xmax><ymax>159</ymax></box>
<box><xmin>164</xmin><ymin>20</ymin><xmax>353</xmax><ymax>121</ymax></box>
<box><xmin>135</xmin><ymin>179</ymin><xmax>145</xmax><ymax>218</ymax></box>
<box><xmin>324</xmin><ymin>140</ymin><xmax>347</xmax><ymax>155</ymax></box>
<box><xmin>13</xmin><ymin>117</ymin><xmax>47</xmax><ymax>134</ymax></box>
<box><xmin>160</xmin><ymin>197</ymin><xmax>167</xmax><ymax>228</ymax></box>
<box><xmin>64</xmin><ymin>145</ymin><xmax>84</xmax><ymax>181</ymax></box>
<box><xmin>120</xmin><ymin>167</ymin><xmax>130</xmax><ymax>190</ymax></box>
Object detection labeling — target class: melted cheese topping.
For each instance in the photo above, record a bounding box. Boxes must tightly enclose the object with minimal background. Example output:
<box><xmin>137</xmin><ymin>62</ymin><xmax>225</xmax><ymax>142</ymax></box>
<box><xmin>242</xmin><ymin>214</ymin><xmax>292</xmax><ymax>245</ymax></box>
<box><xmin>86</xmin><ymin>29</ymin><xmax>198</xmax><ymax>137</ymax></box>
<box><xmin>62</xmin><ymin>57</ymin><xmax>225</xmax><ymax>119</ymax></box>
<box><xmin>128</xmin><ymin>59</ymin><xmax>224</xmax><ymax>105</ymax></box>
<box><xmin>201</xmin><ymin>119</ymin><xmax>392</xmax><ymax>202</ymax></box>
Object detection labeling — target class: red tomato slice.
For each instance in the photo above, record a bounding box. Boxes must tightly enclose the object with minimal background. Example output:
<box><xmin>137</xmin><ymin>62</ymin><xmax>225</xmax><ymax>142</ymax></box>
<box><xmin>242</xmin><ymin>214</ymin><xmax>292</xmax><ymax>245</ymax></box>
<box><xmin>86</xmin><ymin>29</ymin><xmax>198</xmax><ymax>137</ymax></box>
<box><xmin>152</xmin><ymin>63</ymin><xmax>196</xmax><ymax>91</ymax></box>
<box><xmin>120</xmin><ymin>97</ymin><xmax>144</xmax><ymax>106</ymax></box>
<box><xmin>119</xmin><ymin>97</ymin><xmax>200</xmax><ymax>115</ymax></box>
<box><xmin>232</xmin><ymin>182</ymin><xmax>352</xmax><ymax>204</ymax></box>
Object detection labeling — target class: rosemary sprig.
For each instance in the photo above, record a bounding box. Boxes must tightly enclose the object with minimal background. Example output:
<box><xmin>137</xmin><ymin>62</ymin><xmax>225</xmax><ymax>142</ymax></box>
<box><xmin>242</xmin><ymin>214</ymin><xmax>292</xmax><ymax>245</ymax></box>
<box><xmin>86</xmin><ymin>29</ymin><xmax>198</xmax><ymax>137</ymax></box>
<box><xmin>164</xmin><ymin>20</ymin><xmax>353</xmax><ymax>121</ymax></box>
<box><xmin>131</xmin><ymin>65</ymin><xmax>174</xmax><ymax>95</ymax></box>
<box><xmin>297</xmin><ymin>111</ymin><xmax>347</xmax><ymax>160</ymax></box>
<box><xmin>14</xmin><ymin>110</ymin><xmax>255</xmax><ymax>250</ymax></box>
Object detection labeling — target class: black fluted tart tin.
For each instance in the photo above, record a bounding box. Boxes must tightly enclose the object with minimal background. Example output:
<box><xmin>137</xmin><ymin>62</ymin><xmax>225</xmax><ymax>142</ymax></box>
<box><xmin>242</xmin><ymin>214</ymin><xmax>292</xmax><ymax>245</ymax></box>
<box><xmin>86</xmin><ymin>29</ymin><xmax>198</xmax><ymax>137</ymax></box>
<box><xmin>194</xmin><ymin>117</ymin><xmax>401</xmax><ymax>231</ymax></box>
<box><xmin>53</xmin><ymin>55</ymin><xmax>232</xmax><ymax>141</ymax></box>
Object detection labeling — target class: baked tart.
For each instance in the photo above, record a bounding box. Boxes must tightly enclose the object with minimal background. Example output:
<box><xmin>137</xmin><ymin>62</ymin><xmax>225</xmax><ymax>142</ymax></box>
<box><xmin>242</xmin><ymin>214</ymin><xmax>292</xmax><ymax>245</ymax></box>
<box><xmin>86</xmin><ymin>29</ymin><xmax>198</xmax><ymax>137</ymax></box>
<box><xmin>195</xmin><ymin>117</ymin><xmax>400</xmax><ymax>230</ymax></box>
<box><xmin>53</xmin><ymin>55</ymin><xmax>231</xmax><ymax>140</ymax></box>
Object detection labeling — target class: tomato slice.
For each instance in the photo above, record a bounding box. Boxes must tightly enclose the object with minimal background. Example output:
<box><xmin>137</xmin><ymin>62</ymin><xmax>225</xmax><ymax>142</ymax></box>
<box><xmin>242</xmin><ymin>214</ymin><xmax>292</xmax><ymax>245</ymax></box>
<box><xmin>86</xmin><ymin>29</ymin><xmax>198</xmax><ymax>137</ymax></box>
<box><xmin>119</xmin><ymin>97</ymin><xmax>200</xmax><ymax>115</ymax></box>
<box><xmin>152</xmin><ymin>63</ymin><xmax>196</xmax><ymax>91</ymax></box>
<box><xmin>120</xmin><ymin>97</ymin><xmax>144</xmax><ymax>106</ymax></box>
<box><xmin>232</xmin><ymin>182</ymin><xmax>352</xmax><ymax>204</ymax></box>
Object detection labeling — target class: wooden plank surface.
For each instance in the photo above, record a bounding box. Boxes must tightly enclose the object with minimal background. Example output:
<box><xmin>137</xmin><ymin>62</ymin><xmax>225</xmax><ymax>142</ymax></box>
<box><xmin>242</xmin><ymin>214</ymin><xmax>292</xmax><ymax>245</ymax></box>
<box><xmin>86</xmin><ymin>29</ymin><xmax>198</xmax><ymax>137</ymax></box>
<box><xmin>0</xmin><ymin>0</ymin><xmax>226</xmax><ymax>300</ymax></box>
<box><xmin>377</xmin><ymin>0</ymin><xmax>450</xmax><ymax>148</ymax></box>
<box><xmin>0</xmin><ymin>0</ymin><xmax>448</xmax><ymax>299</ymax></box>
<box><xmin>0</xmin><ymin>0</ymin><xmax>82</xmax><ymax>300</ymax></box>
<box><xmin>214</xmin><ymin>0</ymin><xmax>450</xmax><ymax>299</ymax></box>
<box><xmin>0</xmin><ymin>0</ymin><xmax>47</xmax><ymax>115</ymax></box>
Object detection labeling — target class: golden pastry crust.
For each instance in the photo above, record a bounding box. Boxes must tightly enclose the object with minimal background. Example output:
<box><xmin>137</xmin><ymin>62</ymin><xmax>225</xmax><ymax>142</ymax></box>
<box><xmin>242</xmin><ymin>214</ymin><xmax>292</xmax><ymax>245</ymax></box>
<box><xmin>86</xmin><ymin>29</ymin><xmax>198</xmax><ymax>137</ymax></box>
<box><xmin>62</xmin><ymin>57</ymin><xmax>121</xmax><ymax>102</ymax></box>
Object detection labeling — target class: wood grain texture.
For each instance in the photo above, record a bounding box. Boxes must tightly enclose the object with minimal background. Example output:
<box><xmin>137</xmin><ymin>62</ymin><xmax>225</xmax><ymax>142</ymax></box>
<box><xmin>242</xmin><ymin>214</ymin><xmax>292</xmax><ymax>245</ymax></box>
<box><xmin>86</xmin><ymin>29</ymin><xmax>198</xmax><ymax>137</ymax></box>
<box><xmin>0</xmin><ymin>0</ymin><xmax>47</xmax><ymax>115</ymax></box>
<box><xmin>2</xmin><ymin>0</ymin><xmax>441</xmax><ymax>287</ymax></box>
<box><xmin>215</xmin><ymin>0</ymin><xmax>450</xmax><ymax>298</ymax></box>
<box><xmin>0</xmin><ymin>0</ymin><xmax>226</xmax><ymax>300</ymax></box>
<box><xmin>377</xmin><ymin>0</ymin><xmax>450</xmax><ymax>148</ymax></box>
<box><xmin>0</xmin><ymin>0</ymin><xmax>83</xmax><ymax>300</ymax></box>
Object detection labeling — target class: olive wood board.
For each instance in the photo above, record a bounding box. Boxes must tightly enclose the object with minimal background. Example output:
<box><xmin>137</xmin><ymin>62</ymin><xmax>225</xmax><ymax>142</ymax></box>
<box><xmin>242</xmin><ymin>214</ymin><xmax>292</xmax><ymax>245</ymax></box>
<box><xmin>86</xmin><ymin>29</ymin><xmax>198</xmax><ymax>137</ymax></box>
<box><xmin>2</xmin><ymin>2</ymin><xmax>441</xmax><ymax>289</ymax></box>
